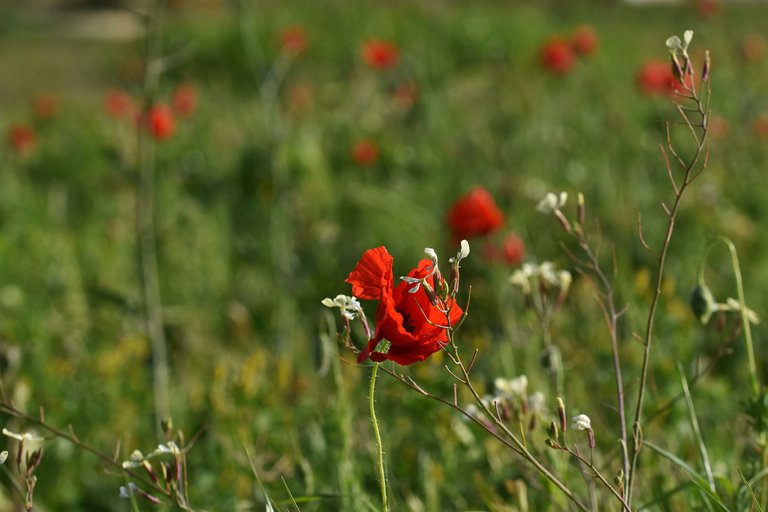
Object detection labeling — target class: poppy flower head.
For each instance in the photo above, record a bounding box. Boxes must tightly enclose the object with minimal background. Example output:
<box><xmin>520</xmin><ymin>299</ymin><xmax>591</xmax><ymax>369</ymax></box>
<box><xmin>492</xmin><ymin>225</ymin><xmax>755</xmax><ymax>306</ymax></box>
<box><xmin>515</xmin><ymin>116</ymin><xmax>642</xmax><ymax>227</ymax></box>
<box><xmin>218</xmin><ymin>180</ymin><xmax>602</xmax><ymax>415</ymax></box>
<box><xmin>7</xmin><ymin>124</ymin><xmax>36</xmax><ymax>155</ymax></box>
<box><xmin>539</xmin><ymin>37</ymin><xmax>576</xmax><ymax>74</ymax></box>
<box><xmin>279</xmin><ymin>25</ymin><xmax>308</xmax><ymax>57</ymax></box>
<box><xmin>105</xmin><ymin>90</ymin><xmax>134</xmax><ymax>119</ymax></box>
<box><xmin>351</xmin><ymin>139</ymin><xmax>379</xmax><ymax>167</ymax></box>
<box><xmin>571</xmin><ymin>26</ymin><xmax>598</xmax><ymax>56</ymax></box>
<box><xmin>741</xmin><ymin>34</ymin><xmax>766</xmax><ymax>63</ymax></box>
<box><xmin>34</xmin><ymin>93</ymin><xmax>59</xmax><ymax>120</ymax></box>
<box><xmin>500</xmin><ymin>233</ymin><xmax>526</xmax><ymax>266</ymax></box>
<box><xmin>347</xmin><ymin>246</ymin><xmax>464</xmax><ymax>366</ymax></box>
<box><xmin>145</xmin><ymin>104</ymin><xmax>175</xmax><ymax>140</ymax></box>
<box><xmin>754</xmin><ymin>114</ymin><xmax>768</xmax><ymax>140</ymax></box>
<box><xmin>635</xmin><ymin>59</ymin><xmax>688</xmax><ymax>96</ymax></box>
<box><xmin>172</xmin><ymin>83</ymin><xmax>197</xmax><ymax>118</ymax></box>
<box><xmin>446</xmin><ymin>186</ymin><xmax>504</xmax><ymax>243</ymax></box>
<box><xmin>362</xmin><ymin>39</ymin><xmax>400</xmax><ymax>70</ymax></box>
<box><xmin>696</xmin><ymin>0</ymin><xmax>720</xmax><ymax>18</ymax></box>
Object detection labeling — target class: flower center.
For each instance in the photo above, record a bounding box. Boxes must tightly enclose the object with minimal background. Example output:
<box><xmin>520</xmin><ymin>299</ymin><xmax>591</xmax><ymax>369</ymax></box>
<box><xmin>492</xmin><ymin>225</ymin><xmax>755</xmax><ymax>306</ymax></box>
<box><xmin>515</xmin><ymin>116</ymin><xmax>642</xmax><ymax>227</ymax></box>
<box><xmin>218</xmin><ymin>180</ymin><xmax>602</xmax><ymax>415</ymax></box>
<box><xmin>396</xmin><ymin>306</ymin><xmax>416</xmax><ymax>333</ymax></box>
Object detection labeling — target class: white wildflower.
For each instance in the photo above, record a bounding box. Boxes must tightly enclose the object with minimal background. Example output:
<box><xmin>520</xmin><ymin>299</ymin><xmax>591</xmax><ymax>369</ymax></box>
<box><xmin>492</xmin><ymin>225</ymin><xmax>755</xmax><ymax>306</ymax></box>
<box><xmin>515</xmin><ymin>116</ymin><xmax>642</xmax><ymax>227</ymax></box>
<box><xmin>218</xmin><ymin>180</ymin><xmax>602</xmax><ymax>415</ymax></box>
<box><xmin>2</xmin><ymin>428</ymin><xmax>43</xmax><ymax>442</ymax></box>
<box><xmin>121</xmin><ymin>449</ymin><xmax>146</xmax><ymax>469</ymax></box>
<box><xmin>572</xmin><ymin>414</ymin><xmax>592</xmax><ymax>431</ymax></box>
<box><xmin>537</xmin><ymin>192</ymin><xmax>568</xmax><ymax>214</ymax></box>
<box><xmin>321</xmin><ymin>294</ymin><xmax>363</xmax><ymax>320</ymax></box>
<box><xmin>494</xmin><ymin>375</ymin><xmax>528</xmax><ymax>399</ymax></box>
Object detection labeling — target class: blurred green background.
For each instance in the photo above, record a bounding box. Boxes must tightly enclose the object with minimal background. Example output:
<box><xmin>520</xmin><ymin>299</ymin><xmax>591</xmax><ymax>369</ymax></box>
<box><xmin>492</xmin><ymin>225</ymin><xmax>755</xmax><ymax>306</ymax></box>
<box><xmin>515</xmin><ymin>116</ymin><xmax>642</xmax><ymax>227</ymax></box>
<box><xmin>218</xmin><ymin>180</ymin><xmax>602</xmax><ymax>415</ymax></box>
<box><xmin>1</xmin><ymin>0</ymin><xmax>767</xmax><ymax>510</ymax></box>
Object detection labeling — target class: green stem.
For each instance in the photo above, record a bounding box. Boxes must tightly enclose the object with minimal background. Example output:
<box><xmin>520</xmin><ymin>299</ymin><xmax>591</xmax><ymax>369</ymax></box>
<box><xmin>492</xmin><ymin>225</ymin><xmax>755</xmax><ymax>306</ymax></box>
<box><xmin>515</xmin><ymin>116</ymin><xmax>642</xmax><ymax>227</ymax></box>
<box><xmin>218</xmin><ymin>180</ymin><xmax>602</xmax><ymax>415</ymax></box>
<box><xmin>136</xmin><ymin>0</ymin><xmax>170</xmax><ymax>440</ymax></box>
<box><xmin>369</xmin><ymin>362</ymin><xmax>388</xmax><ymax>512</ymax></box>
<box><xmin>699</xmin><ymin>236</ymin><xmax>759</xmax><ymax>395</ymax></box>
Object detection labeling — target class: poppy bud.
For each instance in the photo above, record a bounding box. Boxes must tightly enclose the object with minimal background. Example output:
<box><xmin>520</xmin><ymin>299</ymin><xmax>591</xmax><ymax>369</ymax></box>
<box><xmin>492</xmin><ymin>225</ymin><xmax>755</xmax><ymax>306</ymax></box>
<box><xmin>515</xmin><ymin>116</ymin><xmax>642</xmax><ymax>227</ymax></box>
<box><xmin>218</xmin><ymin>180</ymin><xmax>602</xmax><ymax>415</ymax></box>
<box><xmin>161</xmin><ymin>416</ymin><xmax>174</xmax><ymax>438</ymax></box>
<box><xmin>690</xmin><ymin>283</ymin><xmax>716</xmax><ymax>325</ymax></box>
<box><xmin>548</xmin><ymin>419</ymin><xmax>559</xmax><ymax>442</ymax></box>
<box><xmin>701</xmin><ymin>51</ymin><xmax>711</xmax><ymax>83</ymax></box>
<box><xmin>422</xmin><ymin>280</ymin><xmax>439</xmax><ymax>307</ymax></box>
<box><xmin>614</xmin><ymin>469</ymin><xmax>624</xmax><ymax>489</ymax></box>
<box><xmin>450</xmin><ymin>266</ymin><xmax>460</xmax><ymax>296</ymax></box>
<box><xmin>556</xmin><ymin>397</ymin><xmax>567</xmax><ymax>433</ymax></box>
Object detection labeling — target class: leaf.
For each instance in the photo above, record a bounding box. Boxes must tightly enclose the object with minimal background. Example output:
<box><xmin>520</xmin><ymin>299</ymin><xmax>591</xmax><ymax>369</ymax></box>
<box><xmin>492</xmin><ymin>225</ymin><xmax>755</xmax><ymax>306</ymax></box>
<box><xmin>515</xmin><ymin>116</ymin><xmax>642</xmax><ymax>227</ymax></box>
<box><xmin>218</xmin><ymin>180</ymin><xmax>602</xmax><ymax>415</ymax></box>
<box><xmin>645</xmin><ymin>441</ymin><xmax>731</xmax><ymax>511</ymax></box>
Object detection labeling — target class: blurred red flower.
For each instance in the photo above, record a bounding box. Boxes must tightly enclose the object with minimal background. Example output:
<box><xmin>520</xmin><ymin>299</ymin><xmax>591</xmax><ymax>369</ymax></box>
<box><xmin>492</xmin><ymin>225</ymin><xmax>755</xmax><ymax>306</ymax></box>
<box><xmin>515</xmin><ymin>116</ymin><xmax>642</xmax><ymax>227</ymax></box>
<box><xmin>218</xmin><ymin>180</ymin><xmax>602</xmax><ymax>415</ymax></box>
<box><xmin>362</xmin><ymin>39</ymin><xmax>400</xmax><ymax>70</ymax></box>
<box><xmin>696</xmin><ymin>0</ymin><xmax>720</xmax><ymax>18</ymax></box>
<box><xmin>754</xmin><ymin>114</ymin><xmax>768</xmax><ymax>140</ymax></box>
<box><xmin>539</xmin><ymin>37</ymin><xmax>576</xmax><ymax>74</ymax></box>
<box><xmin>741</xmin><ymin>34</ymin><xmax>766</xmax><ymax>63</ymax></box>
<box><xmin>351</xmin><ymin>139</ymin><xmax>379</xmax><ymax>167</ymax></box>
<box><xmin>635</xmin><ymin>60</ymin><xmax>689</xmax><ymax>96</ymax></box>
<box><xmin>172</xmin><ymin>83</ymin><xmax>197</xmax><ymax>118</ymax></box>
<box><xmin>347</xmin><ymin>246</ymin><xmax>463</xmax><ymax>365</ymax></box>
<box><xmin>145</xmin><ymin>105</ymin><xmax>175</xmax><ymax>140</ymax></box>
<box><xmin>392</xmin><ymin>81</ymin><xmax>419</xmax><ymax>110</ymax></box>
<box><xmin>499</xmin><ymin>233</ymin><xmax>526</xmax><ymax>266</ymax></box>
<box><xmin>446</xmin><ymin>186</ymin><xmax>504</xmax><ymax>243</ymax></box>
<box><xmin>7</xmin><ymin>124</ymin><xmax>36</xmax><ymax>155</ymax></box>
<box><xmin>279</xmin><ymin>25</ymin><xmax>308</xmax><ymax>57</ymax></box>
<box><xmin>571</xmin><ymin>26</ymin><xmax>597</xmax><ymax>56</ymax></box>
<box><xmin>105</xmin><ymin>90</ymin><xmax>134</xmax><ymax>119</ymax></box>
<box><xmin>34</xmin><ymin>93</ymin><xmax>59</xmax><ymax>120</ymax></box>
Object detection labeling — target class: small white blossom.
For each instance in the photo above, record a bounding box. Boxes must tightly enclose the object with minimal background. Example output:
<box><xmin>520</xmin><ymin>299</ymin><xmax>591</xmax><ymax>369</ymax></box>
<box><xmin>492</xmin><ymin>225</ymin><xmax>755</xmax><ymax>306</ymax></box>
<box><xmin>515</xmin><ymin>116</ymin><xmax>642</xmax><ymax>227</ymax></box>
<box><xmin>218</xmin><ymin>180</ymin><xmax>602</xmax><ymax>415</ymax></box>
<box><xmin>424</xmin><ymin>247</ymin><xmax>439</xmax><ymax>267</ymax></box>
<box><xmin>0</xmin><ymin>451</ymin><xmax>7</xmax><ymax>464</ymax></box>
<box><xmin>2</xmin><ymin>428</ymin><xmax>43</xmax><ymax>442</ymax></box>
<box><xmin>494</xmin><ymin>375</ymin><xmax>528</xmax><ymax>399</ymax></box>
<box><xmin>118</xmin><ymin>482</ymin><xmax>138</xmax><ymax>499</ymax></box>
<box><xmin>449</xmin><ymin>240</ymin><xmax>471</xmax><ymax>265</ymax></box>
<box><xmin>666</xmin><ymin>30</ymin><xmax>693</xmax><ymax>58</ymax></box>
<box><xmin>572</xmin><ymin>414</ymin><xmax>592</xmax><ymax>431</ymax></box>
<box><xmin>150</xmin><ymin>441</ymin><xmax>181</xmax><ymax>458</ymax></box>
<box><xmin>528</xmin><ymin>391</ymin><xmax>546</xmax><ymax>414</ymax></box>
<box><xmin>537</xmin><ymin>192</ymin><xmax>568</xmax><ymax>214</ymax></box>
<box><xmin>510</xmin><ymin>269</ymin><xmax>532</xmax><ymax>295</ymax></box>
<box><xmin>399</xmin><ymin>275</ymin><xmax>422</xmax><ymax>293</ymax></box>
<box><xmin>121</xmin><ymin>449</ymin><xmax>146</xmax><ymax>469</ymax></box>
<box><xmin>723</xmin><ymin>298</ymin><xmax>761</xmax><ymax>325</ymax></box>
<box><xmin>321</xmin><ymin>294</ymin><xmax>363</xmax><ymax>320</ymax></box>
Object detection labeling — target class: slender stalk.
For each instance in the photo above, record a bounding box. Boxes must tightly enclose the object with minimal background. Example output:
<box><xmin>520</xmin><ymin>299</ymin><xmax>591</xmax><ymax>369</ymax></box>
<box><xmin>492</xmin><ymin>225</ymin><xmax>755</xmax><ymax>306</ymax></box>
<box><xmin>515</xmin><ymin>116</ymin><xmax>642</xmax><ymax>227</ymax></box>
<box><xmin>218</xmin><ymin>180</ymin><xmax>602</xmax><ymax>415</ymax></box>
<box><xmin>626</xmin><ymin>78</ymin><xmax>710</xmax><ymax>504</ymax></box>
<box><xmin>135</xmin><ymin>0</ymin><xmax>170</xmax><ymax>439</ymax></box>
<box><xmin>369</xmin><ymin>362</ymin><xmax>389</xmax><ymax>512</ymax></box>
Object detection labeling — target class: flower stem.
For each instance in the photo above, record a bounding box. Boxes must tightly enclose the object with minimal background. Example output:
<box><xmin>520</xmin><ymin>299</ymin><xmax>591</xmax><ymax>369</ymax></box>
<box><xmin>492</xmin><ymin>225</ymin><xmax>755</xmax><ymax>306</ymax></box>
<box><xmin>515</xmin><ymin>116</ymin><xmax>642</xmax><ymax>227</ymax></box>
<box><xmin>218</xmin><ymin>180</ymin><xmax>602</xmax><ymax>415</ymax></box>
<box><xmin>369</xmin><ymin>362</ymin><xmax>389</xmax><ymax>512</ymax></box>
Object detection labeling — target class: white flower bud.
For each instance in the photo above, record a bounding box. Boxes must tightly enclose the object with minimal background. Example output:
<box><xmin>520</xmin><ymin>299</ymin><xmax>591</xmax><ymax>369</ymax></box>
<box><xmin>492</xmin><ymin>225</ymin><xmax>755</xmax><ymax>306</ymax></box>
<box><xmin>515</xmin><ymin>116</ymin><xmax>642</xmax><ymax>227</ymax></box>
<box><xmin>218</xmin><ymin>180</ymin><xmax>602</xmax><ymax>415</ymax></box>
<box><xmin>572</xmin><ymin>414</ymin><xmax>592</xmax><ymax>431</ymax></box>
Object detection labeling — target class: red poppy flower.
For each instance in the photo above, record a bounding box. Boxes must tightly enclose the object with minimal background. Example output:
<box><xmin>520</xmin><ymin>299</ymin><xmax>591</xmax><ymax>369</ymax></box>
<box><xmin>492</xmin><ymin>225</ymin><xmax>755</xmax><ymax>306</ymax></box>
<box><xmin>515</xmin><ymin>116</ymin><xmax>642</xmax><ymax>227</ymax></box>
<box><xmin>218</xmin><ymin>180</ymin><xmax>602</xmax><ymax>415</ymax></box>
<box><xmin>172</xmin><ymin>83</ymin><xmax>197</xmax><ymax>118</ymax></box>
<box><xmin>635</xmin><ymin>60</ymin><xmax>690</xmax><ymax>96</ymax></box>
<box><xmin>539</xmin><ymin>37</ymin><xmax>576</xmax><ymax>74</ymax></box>
<box><xmin>34</xmin><ymin>93</ymin><xmax>59</xmax><ymax>120</ymax></box>
<box><xmin>105</xmin><ymin>90</ymin><xmax>134</xmax><ymax>119</ymax></box>
<box><xmin>145</xmin><ymin>104</ymin><xmax>175</xmax><ymax>140</ymax></box>
<box><xmin>347</xmin><ymin>247</ymin><xmax>463</xmax><ymax>365</ymax></box>
<box><xmin>754</xmin><ymin>114</ymin><xmax>768</xmax><ymax>140</ymax></box>
<box><xmin>446</xmin><ymin>187</ymin><xmax>504</xmax><ymax>243</ymax></box>
<box><xmin>351</xmin><ymin>139</ymin><xmax>379</xmax><ymax>167</ymax></box>
<box><xmin>696</xmin><ymin>0</ymin><xmax>720</xmax><ymax>18</ymax></box>
<box><xmin>571</xmin><ymin>26</ymin><xmax>597</xmax><ymax>56</ymax></box>
<box><xmin>741</xmin><ymin>34</ymin><xmax>766</xmax><ymax>63</ymax></box>
<box><xmin>500</xmin><ymin>233</ymin><xmax>526</xmax><ymax>266</ymax></box>
<box><xmin>362</xmin><ymin>39</ymin><xmax>400</xmax><ymax>70</ymax></box>
<box><xmin>7</xmin><ymin>124</ymin><xmax>36</xmax><ymax>155</ymax></box>
<box><xmin>279</xmin><ymin>25</ymin><xmax>308</xmax><ymax>57</ymax></box>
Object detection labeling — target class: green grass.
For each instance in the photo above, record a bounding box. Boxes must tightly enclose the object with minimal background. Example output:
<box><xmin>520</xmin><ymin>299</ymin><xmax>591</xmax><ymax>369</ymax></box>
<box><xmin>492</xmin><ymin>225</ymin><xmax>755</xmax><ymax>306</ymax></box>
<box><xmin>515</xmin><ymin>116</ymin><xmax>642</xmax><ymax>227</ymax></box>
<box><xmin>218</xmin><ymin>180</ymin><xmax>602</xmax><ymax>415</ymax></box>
<box><xmin>0</xmin><ymin>0</ymin><xmax>767</xmax><ymax>510</ymax></box>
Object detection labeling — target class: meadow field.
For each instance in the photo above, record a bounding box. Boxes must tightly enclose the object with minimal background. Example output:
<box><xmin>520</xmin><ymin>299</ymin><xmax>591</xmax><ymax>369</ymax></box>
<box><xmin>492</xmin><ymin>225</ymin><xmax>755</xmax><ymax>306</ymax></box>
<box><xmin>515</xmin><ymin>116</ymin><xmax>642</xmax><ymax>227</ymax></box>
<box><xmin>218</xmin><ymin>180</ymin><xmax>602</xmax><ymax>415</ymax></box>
<box><xmin>1</xmin><ymin>0</ymin><xmax>768</xmax><ymax>510</ymax></box>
